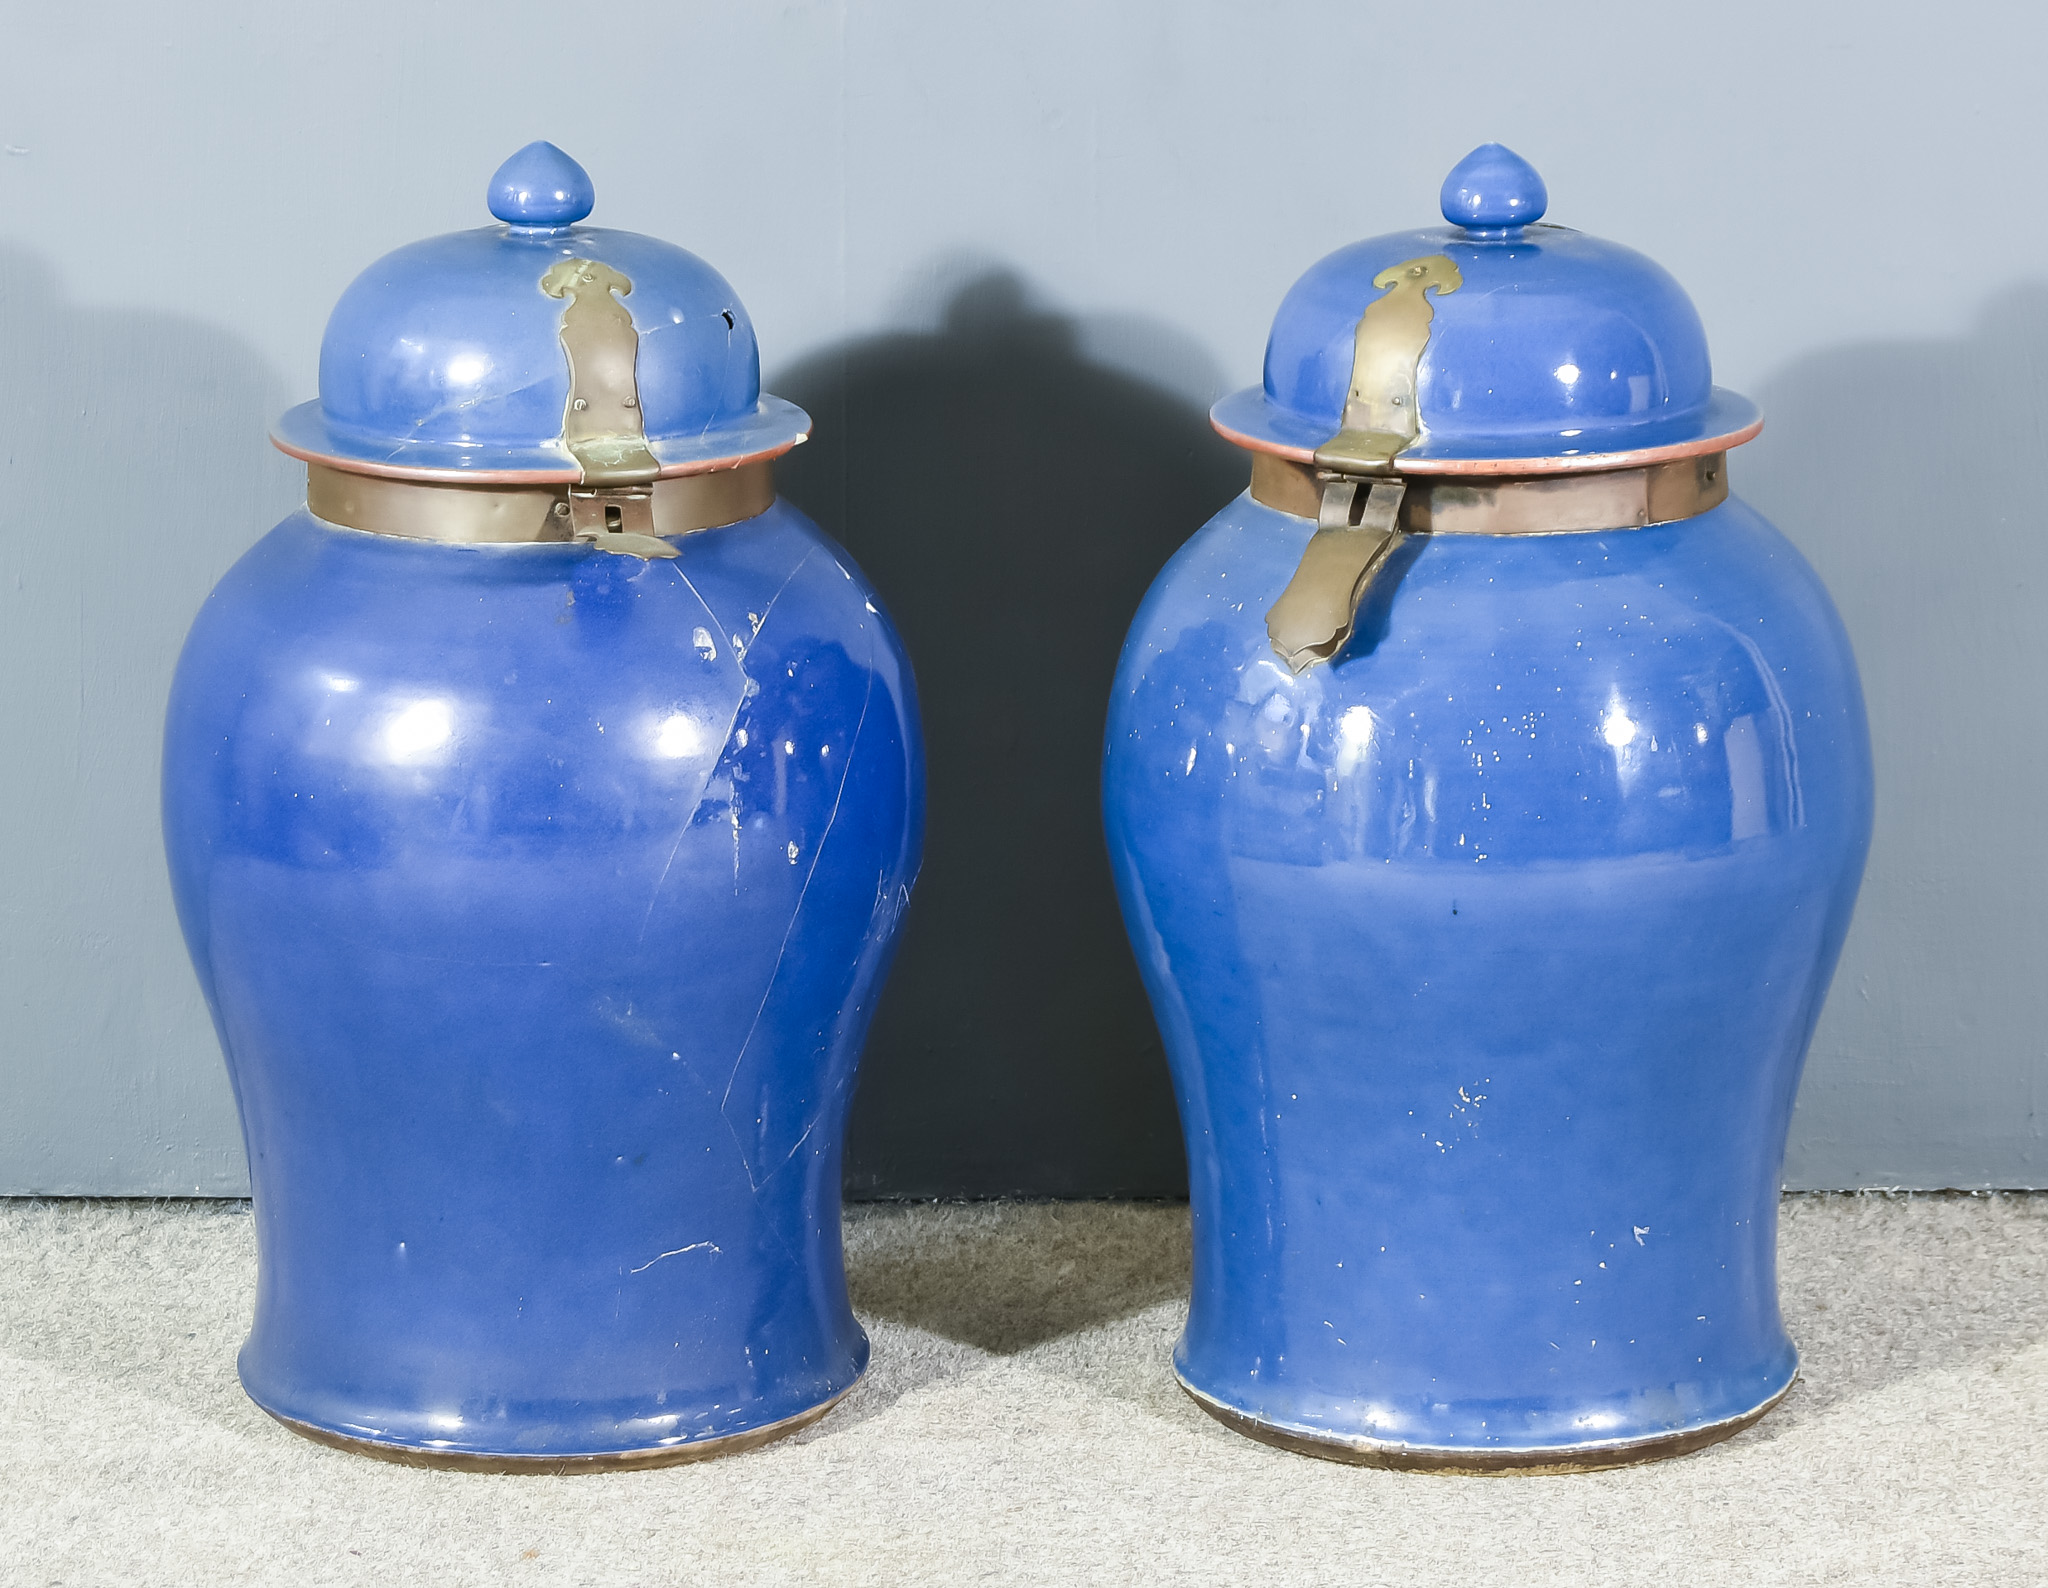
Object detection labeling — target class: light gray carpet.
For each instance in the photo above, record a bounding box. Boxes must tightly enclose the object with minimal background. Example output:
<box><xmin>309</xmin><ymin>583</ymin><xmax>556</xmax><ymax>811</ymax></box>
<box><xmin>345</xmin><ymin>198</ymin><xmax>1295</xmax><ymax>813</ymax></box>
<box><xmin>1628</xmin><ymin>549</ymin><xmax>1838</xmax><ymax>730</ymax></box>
<box><xmin>1</xmin><ymin>1194</ymin><xmax>2043</xmax><ymax>1587</ymax></box>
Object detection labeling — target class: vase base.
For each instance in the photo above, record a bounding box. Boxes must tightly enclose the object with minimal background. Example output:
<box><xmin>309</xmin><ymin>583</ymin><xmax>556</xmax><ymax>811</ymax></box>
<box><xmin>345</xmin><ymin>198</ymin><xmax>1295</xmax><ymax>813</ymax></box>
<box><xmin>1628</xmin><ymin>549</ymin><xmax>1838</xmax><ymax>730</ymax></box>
<box><xmin>261</xmin><ymin>1380</ymin><xmax>857</xmax><ymax>1474</ymax></box>
<box><xmin>1177</xmin><ymin>1372</ymin><xmax>1793</xmax><ymax>1474</ymax></box>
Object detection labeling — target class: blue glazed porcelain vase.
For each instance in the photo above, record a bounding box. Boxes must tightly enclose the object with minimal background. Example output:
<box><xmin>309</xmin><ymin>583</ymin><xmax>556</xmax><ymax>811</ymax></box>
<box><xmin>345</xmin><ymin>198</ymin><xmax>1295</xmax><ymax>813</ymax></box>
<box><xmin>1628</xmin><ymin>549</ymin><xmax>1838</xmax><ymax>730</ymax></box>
<box><xmin>1103</xmin><ymin>146</ymin><xmax>1871</xmax><ymax>1470</ymax></box>
<box><xmin>162</xmin><ymin>144</ymin><xmax>923</xmax><ymax>1469</ymax></box>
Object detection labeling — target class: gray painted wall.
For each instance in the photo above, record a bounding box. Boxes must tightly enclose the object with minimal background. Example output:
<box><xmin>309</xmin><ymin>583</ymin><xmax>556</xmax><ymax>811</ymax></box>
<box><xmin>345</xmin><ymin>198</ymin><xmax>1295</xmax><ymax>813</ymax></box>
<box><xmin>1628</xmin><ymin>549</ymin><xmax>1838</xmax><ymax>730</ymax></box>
<box><xmin>2</xmin><ymin>0</ymin><xmax>2041</xmax><ymax>1194</ymax></box>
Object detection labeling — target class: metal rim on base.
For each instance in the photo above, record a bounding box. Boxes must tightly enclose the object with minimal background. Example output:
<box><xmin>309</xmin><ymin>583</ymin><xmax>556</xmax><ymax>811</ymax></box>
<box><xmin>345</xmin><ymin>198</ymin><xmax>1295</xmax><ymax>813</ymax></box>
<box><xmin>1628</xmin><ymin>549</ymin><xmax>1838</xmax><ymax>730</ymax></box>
<box><xmin>1177</xmin><ymin>1372</ymin><xmax>1794</xmax><ymax>1474</ymax></box>
<box><xmin>263</xmin><ymin>1379</ymin><xmax>857</xmax><ymax>1475</ymax></box>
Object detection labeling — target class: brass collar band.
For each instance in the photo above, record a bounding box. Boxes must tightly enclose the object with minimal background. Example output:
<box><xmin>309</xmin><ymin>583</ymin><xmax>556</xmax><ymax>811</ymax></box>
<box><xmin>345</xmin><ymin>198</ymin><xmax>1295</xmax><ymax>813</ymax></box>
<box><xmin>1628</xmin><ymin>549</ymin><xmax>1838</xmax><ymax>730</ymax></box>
<box><xmin>1256</xmin><ymin>449</ymin><xmax>1730</xmax><ymax>673</ymax></box>
<box><xmin>306</xmin><ymin>461</ymin><xmax>776</xmax><ymax>556</ymax></box>
<box><xmin>1249</xmin><ymin>450</ymin><xmax>1728</xmax><ymax>535</ymax></box>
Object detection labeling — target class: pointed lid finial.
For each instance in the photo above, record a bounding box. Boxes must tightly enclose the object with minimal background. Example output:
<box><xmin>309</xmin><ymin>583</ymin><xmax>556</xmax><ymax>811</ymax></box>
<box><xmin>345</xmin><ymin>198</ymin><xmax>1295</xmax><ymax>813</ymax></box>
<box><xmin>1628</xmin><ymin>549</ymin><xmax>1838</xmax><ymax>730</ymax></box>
<box><xmin>487</xmin><ymin>141</ymin><xmax>595</xmax><ymax>229</ymax></box>
<box><xmin>1440</xmin><ymin>143</ymin><xmax>1547</xmax><ymax>235</ymax></box>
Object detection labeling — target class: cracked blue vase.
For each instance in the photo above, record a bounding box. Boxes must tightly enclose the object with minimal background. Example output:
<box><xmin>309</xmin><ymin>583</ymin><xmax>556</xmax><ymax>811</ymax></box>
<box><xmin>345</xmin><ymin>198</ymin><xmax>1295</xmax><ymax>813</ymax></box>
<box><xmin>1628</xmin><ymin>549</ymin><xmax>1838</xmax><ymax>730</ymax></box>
<box><xmin>1104</xmin><ymin>146</ymin><xmax>1871</xmax><ymax>1469</ymax></box>
<box><xmin>162</xmin><ymin>144</ymin><xmax>923</xmax><ymax>1469</ymax></box>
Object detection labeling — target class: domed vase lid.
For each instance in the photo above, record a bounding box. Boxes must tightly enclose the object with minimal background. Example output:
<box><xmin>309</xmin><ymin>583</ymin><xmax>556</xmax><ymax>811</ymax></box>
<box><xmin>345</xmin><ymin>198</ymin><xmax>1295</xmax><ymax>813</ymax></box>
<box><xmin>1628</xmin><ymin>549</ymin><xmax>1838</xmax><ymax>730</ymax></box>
<box><xmin>273</xmin><ymin>141</ymin><xmax>808</xmax><ymax>483</ymax></box>
<box><xmin>1211</xmin><ymin>143</ymin><xmax>1759</xmax><ymax>476</ymax></box>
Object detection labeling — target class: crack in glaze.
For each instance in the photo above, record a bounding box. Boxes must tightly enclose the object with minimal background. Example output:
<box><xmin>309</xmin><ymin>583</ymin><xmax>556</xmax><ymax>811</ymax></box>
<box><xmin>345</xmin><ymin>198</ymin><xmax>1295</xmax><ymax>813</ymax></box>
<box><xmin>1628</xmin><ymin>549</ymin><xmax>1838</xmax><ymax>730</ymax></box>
<box><xmin>626</xmin><ymin>1241</ymin><xmax>721</xmax><ymax>1274</ymax></box>
<box><xmin>720</xmin><ymin>606</ymin><xmax>877</xmax><ymax>1191</ymax></box>
<box><xmin>636</xmin><ymin>561</ymin><xmax>756</xmax><ymax>945</ymax></box>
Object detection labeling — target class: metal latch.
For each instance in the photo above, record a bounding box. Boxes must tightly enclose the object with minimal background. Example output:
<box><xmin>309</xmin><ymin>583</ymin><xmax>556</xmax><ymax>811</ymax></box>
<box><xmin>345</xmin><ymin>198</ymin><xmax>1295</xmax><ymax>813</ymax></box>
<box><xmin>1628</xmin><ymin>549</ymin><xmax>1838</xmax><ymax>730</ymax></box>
<box><xmin>542</xmin><ymin>257</ymin><xmax>679</xmax><ymax>559</ymax></box>
<box><xmin>1265</xmin><ymin>254</ymin><xmax>1460</xmax><ymax>672</ymax></box>
<box><xmin>563</xmin><ymin>484</ymin><xmax>675</xmax><ymax>559</ymax></box>
<box><xmin>1264</xmin><ymin>475</ymin><xmax>1409</xmax><ymax>673</ymax></box>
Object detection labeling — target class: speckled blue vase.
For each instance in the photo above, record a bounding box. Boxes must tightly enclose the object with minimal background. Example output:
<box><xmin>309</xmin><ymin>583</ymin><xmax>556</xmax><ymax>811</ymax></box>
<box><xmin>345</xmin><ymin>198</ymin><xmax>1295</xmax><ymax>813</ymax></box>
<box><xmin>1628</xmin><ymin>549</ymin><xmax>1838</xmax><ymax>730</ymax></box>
<box><xmin>163</xmin><ymin>145</ymin><xmax>922</xmax><ymax>1469</ymax></box>
<box><xmin>1104</xmin><ymin>146</ymin><xmax>1871</xmax><ymax>1470</ymax></box>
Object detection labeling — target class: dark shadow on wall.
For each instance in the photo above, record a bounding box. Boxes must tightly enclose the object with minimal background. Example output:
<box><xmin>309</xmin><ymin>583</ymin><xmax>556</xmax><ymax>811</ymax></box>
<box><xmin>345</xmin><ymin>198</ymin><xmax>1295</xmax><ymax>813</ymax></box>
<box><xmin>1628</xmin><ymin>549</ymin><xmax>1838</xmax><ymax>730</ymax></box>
<box><xmin>772</xmin><ymin>272</ymin><xmax>1246</xmax><ymax>1198</ymax></box>
<box><xmin>1742</xmin><ymin>285</ymin><xmax>2048</xmax><ymax>1190</ymax></box>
